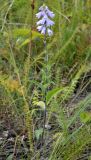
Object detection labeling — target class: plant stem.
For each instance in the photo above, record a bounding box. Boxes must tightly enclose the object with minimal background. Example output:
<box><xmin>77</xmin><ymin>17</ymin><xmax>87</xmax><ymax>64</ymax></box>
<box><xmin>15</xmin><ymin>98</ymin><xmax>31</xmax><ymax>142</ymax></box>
<box><xmin>41</xmin><ymin>33</ymin><xmax>48</xmax><ymax>145</ymax></box>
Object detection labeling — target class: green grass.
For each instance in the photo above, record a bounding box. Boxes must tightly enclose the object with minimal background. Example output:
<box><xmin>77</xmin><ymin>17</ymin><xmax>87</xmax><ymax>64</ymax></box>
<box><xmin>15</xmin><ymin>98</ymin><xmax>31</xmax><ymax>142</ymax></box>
<box><xmin>0</xmin><ymin>0</ymin><xmax>91</xmax><ymax>159</ymax></box>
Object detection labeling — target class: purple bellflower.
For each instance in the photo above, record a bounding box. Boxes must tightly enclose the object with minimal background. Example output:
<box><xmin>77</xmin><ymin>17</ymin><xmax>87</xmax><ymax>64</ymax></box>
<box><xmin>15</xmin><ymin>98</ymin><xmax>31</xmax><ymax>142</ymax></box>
<box><xmin>36</xmin><ymin>5</ymin><xmax>55</xmax><ymax>36</ymax></box>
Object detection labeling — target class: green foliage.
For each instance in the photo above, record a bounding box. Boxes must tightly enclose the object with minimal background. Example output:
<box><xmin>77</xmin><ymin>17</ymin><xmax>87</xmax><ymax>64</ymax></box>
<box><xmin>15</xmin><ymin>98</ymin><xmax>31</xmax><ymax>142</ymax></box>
<box><xmin>50</xmin><ymin>125</ymin><xmax>91</xmax><ymax>160</ymax></box>
<box><xmin>6</xmin><ymin>154</ymin><xmax>13</xmax><ymax>160</ymax></box>
<box><xmin>35</xmin><ymin>128</ymin><xmax>43</xmax><ymax>140</ymax></box>
<box><xmin>49</xmin><ymin>93</ymin><xmax>91</xmax><ymax>160</ymax></box>
<box><xmin>46</xmin><ymin>87</ymin><xmax>63</xmax><ymax>105</ymax></box>
<box><xmin>0</xmin><ymin>0</ymin><xmax>91</xmax><ymax>159</ymax></box>
<box><xmin>80</xmin><ymin>112</ymin><xmax>91</xmax><ymax>123</ymax></box>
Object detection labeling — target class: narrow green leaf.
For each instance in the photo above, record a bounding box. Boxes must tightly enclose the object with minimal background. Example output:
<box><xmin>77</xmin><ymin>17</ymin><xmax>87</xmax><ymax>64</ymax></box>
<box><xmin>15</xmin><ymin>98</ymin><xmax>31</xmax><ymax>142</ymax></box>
<box><xmin>20</xmin><ymin>38</ymin><xmax>30</xmax><ymax>48</ymax></box>
<box><xmin>46</xmin><ymin>88</ymin><xmax>63</xmax><ymax>105</ymax></box>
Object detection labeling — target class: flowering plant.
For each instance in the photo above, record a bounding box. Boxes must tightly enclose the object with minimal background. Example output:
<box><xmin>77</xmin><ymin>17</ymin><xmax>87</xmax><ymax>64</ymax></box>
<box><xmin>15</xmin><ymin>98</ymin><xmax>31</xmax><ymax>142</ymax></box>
<box><xmin>36</xmin><ymin>5</ymin><xmax>55</xmax><ymax>36</ymax></box>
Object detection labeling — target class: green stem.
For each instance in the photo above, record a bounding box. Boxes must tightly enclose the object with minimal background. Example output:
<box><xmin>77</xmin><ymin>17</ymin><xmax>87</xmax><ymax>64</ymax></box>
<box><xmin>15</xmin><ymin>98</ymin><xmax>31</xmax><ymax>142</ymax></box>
<box><xmin>41</xmin><ymin>33</ymin><xmax>48</xmax><ymax>145</ymax></box>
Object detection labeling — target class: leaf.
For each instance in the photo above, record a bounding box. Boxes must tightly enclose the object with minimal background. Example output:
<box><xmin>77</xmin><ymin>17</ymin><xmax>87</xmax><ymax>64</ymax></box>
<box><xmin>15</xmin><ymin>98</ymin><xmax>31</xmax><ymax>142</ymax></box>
<box><xmin>14</xmin><ymin>29</ymin><xmax>43</xmax><ymax>48</ymax></box>
<box><xmin>80</xmin><ymin>112</ymin><xmax>91</xmax><ymax>123</ymax></box>
<box><xmin>32</xmin><ymin>31</ymin><xmax>43</xmax><ymax>40</ymax></box>
<box><xmin>35</xmin><ymin>128</ymin><xmax>43</xmax><ymax>140</ymax></box>
<box><xmin>36</xmin><ymin>101</ymin><xmax>45</xmax><ymax>110</ymax></box>
<box><xmin>13</xmin><ymin>28</ymin><xmax>30</xmax><ymax>38</ymax></box>
<box><xmin>13</xmin><ymin>28</ymin><xmax>43</xmax><ymax>38</ymax></box>
<box><xmin>20</xmin><ymin>38</ymin><xmax>30</xmax><ymax>48</ymax></box>
<box><xmin>46</xmin><ymin>88</ymin><xmax>63</xmax><ymax>105</ymax></box>
<box><xmin>6</xmin><ymin>154</ymin><xmax>13</xmax><ymax>160</ymax></box>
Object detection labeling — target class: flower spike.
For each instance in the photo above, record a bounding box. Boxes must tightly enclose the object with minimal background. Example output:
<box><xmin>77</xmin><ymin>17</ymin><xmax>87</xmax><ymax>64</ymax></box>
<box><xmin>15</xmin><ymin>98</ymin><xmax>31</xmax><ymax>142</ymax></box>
<box><xmin>36</xmin><ymin>5</ymin><xmax>55</xmax><ymax>36</ymax></box>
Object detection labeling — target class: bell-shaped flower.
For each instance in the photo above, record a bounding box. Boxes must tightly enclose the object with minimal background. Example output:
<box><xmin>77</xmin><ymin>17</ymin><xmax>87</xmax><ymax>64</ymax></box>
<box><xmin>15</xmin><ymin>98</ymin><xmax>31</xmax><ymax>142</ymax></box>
<box><xmin>47</xmin><ymin>28</ymin><xmax>53</xmax><ymax>36</ymax></box>
<box><xmin>41</xmin><ymin>27</ymin><xmax>46</xmax><ymax>34</ymax></box>
<box><xmin>37</xmin><ymin>25</ymin><xmax>43</xmax><ymax>31</ymax></box>
<box><xmin>46</xmin><ymin>18</ymin><xmax>55</xmax><ymax>27</ymax></box>
<box><xmin>46</xmin><ymin>9</ymin><xmax>55</xmax><ymax>18</ymax></box>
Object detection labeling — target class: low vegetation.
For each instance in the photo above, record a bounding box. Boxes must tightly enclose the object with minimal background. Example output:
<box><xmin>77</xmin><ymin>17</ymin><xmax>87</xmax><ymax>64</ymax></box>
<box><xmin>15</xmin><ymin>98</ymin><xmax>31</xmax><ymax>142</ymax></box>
<box><xmin>0</xmin><ymin>0</ymin><xmax>91</xmax><ymax>159</ymax></box>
